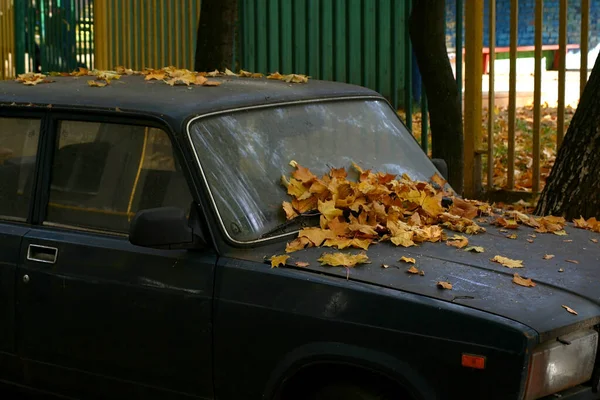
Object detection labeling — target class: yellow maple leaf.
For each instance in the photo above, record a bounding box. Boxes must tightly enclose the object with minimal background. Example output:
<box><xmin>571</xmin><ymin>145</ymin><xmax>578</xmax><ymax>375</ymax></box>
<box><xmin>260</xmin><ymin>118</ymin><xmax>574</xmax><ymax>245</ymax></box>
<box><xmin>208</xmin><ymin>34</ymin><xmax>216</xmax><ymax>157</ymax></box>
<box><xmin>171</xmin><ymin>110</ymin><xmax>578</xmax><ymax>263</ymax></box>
<box><xmin>446</xmin><ymin>234</ymin><xmax>469</xmax><ymax>249</ymax></box>
<box><xmin>491</xmin><ymin>255</ymin><xmax>523</xmax><ymax>268</ymax></box>
<box><xmin>298</xmin><ymin>227</ymin><xmax>336</xmax><ymax>246</ymax></box>
<box><xmin>318</xmin><ymin>200</ymin><xmax>344</xmax><ymax>221</ymax></box>
<box><xmin>285</xmin><ymin>237</ymin><xmax>313</xmax><ymax>253</ymax></box>
<box><xmin>282</xmin><ymin>201</ymin><xmax>298</xmax><ymax>220</ymax></box>
<box><xmin>270</xmin><ymin>254</ymin><xmax>289</xmax><ymax>268</ymax></box>
<box><xmin>513</xmin><ymin>273</ymin><xmax>536</xmax><ymax>287</ymax></box>
<box><xmin>399</xmin><ymin>256</ymin><xmax>416</xmax><ymax>264</ymax></box>
<box><xmin>317</xmin><ymin>252</ymin><xmax>370</xmax><ymax>267</ymax></box>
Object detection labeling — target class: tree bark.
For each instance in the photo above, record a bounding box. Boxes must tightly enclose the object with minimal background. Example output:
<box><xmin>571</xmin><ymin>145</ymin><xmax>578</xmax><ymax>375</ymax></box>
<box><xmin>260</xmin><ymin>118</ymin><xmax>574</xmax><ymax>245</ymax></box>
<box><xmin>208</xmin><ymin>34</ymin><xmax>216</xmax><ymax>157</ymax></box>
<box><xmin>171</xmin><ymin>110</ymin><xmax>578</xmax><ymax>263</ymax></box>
<box><xmin>409</xmin><ymin>0</ymin><xmax>464</xmax><ymax>194</ymax></box>
<box><xmin>194</xmin><ymin>0</ymin><xmax>238</xmax><ymax>72</ymax></box>
<box><xmin>535</xmin><ymin>55</ymin><xmax>600</xmax><ymax>219</ymax></box>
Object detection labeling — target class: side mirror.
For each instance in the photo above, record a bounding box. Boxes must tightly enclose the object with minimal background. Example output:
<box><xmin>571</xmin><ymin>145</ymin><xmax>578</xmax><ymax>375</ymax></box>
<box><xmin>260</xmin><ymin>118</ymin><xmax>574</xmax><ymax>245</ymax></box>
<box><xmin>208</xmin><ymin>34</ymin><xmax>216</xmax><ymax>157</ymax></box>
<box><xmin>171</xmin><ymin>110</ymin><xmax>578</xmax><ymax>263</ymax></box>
<box><xmin>432</xmin><ymin>158</ymin><xmax>449</xmax><ymax>180</ymax></box>
<box><xmin>129</xmin><ymin>207</ymin><xmax>199</xmax><ymax>249</ymax></box>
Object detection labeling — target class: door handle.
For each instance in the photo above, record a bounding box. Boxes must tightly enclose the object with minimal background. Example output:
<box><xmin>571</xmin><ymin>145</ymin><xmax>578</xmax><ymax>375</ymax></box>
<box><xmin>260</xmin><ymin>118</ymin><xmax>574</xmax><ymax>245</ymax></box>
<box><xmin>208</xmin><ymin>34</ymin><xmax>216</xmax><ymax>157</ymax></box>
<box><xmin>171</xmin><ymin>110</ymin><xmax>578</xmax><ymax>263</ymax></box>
<box><xmin>27</xmin><ymin>244</ymin><xmax>58</xmax><ymax>264</ymax></box>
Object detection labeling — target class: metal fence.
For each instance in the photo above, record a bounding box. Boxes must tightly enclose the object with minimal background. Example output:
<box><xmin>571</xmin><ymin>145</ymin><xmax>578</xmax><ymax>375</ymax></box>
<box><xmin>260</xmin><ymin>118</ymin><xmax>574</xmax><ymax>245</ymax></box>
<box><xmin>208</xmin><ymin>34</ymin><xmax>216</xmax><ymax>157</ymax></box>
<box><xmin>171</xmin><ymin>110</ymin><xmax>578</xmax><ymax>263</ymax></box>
<box><xmin>94</xmin><ymin>0</ymin><xmax>200</xmax><ymax>71</ymax></box>
<box><xmin>0</xmin><ymin>0</ymin><xmax>15</xmax><ymax>80</ymax></box>
<box><xmin>463</xmin><ymin>0</ymin><xmax>591</xmax><ymax>199</ymax></box>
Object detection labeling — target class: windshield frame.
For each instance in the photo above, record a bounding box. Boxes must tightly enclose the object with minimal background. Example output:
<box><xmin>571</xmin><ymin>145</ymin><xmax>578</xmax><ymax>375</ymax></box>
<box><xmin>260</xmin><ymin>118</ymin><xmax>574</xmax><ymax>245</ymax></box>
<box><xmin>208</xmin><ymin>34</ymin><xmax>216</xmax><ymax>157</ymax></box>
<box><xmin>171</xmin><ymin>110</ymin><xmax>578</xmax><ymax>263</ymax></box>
<box><xmin>185</xmin><ymin>95</ymin><xmax>434</xmax><ymax>246</ymax></box>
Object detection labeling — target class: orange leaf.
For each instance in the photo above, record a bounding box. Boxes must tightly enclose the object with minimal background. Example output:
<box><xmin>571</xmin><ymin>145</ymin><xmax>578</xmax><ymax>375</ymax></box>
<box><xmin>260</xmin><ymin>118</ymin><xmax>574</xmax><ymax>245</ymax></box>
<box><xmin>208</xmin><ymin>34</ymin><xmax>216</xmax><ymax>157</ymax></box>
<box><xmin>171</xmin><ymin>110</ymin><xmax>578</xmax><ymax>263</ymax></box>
<box><xmin>406</xmin><ymin>266</ymin><xmax>420</xmax><ymax>274</ymax></box>
<box><xmin>270</xmin><ymin>254</ymin><xmax>289</xmax><ymax>268</ymax></box>
<box><xmin>317</xmin><ymin>252</ymin><xmax>370</xmax><ymax>267</ymax></box>
<box><xmin>399</xmin><ymin>256</ymin><xmax>416</xmax><ymax>264</ymax></box>
<box><xmin>562</xmin><ymin>305</ymin><xmax>578</xmax><ymax>315</ymax></box>
<box><xmin>542</xmin><ymin>254</ymin><xmax>555</xmax><ymax>260</ymax></box>
<box><xmin>513</xmin><ymin>273</ymin><xmax>536</xmax><ymax>287</ymax></box>
<box><xmin>295</xmin><ymin>261</ymin><xmax>310</xmax><ymax>267</ymax></box>
<box><xmin>491</xmin><ymin>255</ymin><xmax>523</xmax><ymax>268</ymax></box>
<box><xmin>282</xmin><ymin>201</ymin><xmax>298</xmax><ymax>220</ymax></box>
<box><xmin>566</xmin><ymin>259</ymin><xmax>579</xmax><ymax>264</ymax></box>
<box><xmin>285</xmin><ymin>237</ymin><xmax>313</xmax><ymax>253</ymax></box>
<box><xmin>446</xmin><ymin>234</ymin><xmax>469</xmax><ymax>249</ymax></box>
<box><xmin>437</xmin><ymin>281</ymin><xmax>452</xmax><ymax>290</ymax></box>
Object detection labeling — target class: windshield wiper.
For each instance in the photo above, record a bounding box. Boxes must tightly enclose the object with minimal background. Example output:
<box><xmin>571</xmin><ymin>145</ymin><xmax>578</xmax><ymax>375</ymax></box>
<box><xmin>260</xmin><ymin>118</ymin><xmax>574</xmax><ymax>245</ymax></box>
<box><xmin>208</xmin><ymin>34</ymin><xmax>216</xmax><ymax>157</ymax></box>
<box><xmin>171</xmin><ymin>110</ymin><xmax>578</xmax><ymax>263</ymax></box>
<box><xmin>260</xmin><ymin>211</ymin><xmax>321</xmax><ymax>238</ymax></box>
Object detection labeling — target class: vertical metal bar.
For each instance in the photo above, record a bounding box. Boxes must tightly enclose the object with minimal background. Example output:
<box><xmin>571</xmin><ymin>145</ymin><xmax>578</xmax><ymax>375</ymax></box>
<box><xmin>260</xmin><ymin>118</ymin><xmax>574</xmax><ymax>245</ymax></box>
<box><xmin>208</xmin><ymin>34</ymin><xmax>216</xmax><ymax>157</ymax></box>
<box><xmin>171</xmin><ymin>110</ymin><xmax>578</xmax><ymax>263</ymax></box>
<box><xmin>390</xmin><ymin>0</ymin><xmax>397</xmax><ymax>108</ymax></box>
<box><xmin>557</xmin><ymin>0</ymin><xmax>567</xmax><ymax>147</ymax></box>
<box><xmin>464</xmin><ymin>0</ymin><xmax>484</xmax><ymax>198</ymax></box>
<box><xmin>404</xmin><ymin>0</ymin><xmax>412</xmax><ymax>130</ymax></box>
<box><xmin>580</xmin><ymin>0</ymin><xmax>589</xmax><ymax>96</ymax></box>
<box><xmin>153</xmin><ymin>0</ymin><xmax>158</xmax><ymax>68</ymax></box>
<box><xmin>456</xmin><ymin>0</ymin><xmax>463</xmax><ymax>105</ymax></box>
<box><xmin>487</xmin><ymin>0</ymin><xmax>496</xmax><ymax>190</ymax></box>
<box><xmin>532</xmin><ymin>0</ymin><xmax>543</xmax><ymax>193</ymax></box>
<box><xmin>507</xmin><ymin>0</ymin><xmax>518</xmax><ymax>190</ymax></box>
<box><xmin>175</xmin><ymin>0</ymin><xmax>180</xmax><ymax>67</ymax></box>
<box><xmin>421</xmin><ymin>95</ymin><xmax>428</xmax><ymax>153</ymax></box>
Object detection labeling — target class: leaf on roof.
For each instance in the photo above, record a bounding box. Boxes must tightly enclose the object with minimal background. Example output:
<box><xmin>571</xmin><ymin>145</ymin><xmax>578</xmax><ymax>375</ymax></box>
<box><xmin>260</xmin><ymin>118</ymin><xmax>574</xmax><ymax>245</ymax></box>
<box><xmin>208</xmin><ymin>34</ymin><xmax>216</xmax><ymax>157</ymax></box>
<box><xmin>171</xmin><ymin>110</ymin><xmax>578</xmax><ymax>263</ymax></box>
<box><xmin>399</xmin><ymin>256</ymin><xmax>416</xmax><ymax>264</ymax></box>
<box><xmin>406</xmin><ymin>265</ymin><xmax>421</xmax><ymax>274</ymax></box>
<box><xmin>464</xmin><ymin>246</ymin><xmax>485</xmax><ymax>253</ymax></box>
<box><xmin>446</xmin><ymin>234</ymin><xmax>469</xmax><ymax>249</ymax></box>
<box><xmin>437</xmin><ymin>281</ymin><xmax>452</xmax><ymax>290</ymax></box>
<box><xmin>513</xmin><ymin>273</ymin><xmax>536</xmax><ymax>287</ymax></box>
<box><xmin>491</xmin><ymin>255</ymin><xmax>523</xmax><ymax>268</ymax></box>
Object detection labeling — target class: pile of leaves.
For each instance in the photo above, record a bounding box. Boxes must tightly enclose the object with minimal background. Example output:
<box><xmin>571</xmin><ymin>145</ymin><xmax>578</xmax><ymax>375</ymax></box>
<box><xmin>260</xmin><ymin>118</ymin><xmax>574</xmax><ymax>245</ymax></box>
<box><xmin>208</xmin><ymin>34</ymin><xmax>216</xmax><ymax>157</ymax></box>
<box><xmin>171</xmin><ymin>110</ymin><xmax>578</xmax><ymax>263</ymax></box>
<box><xmin>14</xmin><ymin>66</ymin><xmax>309</xmax><ymax>88</ymax></box>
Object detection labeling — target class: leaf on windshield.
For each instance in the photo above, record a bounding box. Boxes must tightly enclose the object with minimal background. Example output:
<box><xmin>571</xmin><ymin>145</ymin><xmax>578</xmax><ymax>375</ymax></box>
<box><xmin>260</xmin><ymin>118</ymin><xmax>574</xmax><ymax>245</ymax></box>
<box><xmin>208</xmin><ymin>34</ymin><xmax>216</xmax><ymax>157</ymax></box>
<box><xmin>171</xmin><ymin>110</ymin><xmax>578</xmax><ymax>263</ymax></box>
<box><xmin>491</xmin><ymin>255</ymin><xmax>523</xmax><ymax>268</ymax></box>
<box><xmin>446</xmin><ymin>234</ymin><xmax>469</xmax><ymax>249</ymax></box>
<box><xmin>298</xmin><ymin>228</ymin><xmax>336</xmax><ymax>246</ymax></box>
<box><xmin>513</xmin><ymin>273</ymin><xmax>536</xmax><ymax>287</ymax></box>
<box><xmin>399</xmin><ymin>256</ymin><xmax>416</xmax><ymax>264</ymax></box>
<box><xmin>270</xmin><ymin>254</ymin><xmax>289</xmax><ymax>268</ymax></box>
<box><xmin>562</xmin><ymin>305</ymin><xmax>578</xmax><ymax>315</ymax></box>
<box><xmin>290</xmin><ymin>161</ymin><xmax>317</xmax><ymax>183</ymax></box>
<box><xmin>317</xmin><ymin>252</ymin><xmax>370</xmax><ymax>267</ymax></box>
<box><xmin>437</xmin><ymin>281</ymin><xmax>453</xmax><ymax>290</ymax></box>
<box><xmin>543</xmin><ymin>254</ymin><xmax>555</xmax><ymax>260</ymax></box>
<box><xmin>464</xmin><ymin>246</ymin><xmax>485</xmax><ymax>253</ymax></box>
<box><xmin>282</xmin><ymin>202</ymin><xmax>298</xmax><ymax>220</ymax></box>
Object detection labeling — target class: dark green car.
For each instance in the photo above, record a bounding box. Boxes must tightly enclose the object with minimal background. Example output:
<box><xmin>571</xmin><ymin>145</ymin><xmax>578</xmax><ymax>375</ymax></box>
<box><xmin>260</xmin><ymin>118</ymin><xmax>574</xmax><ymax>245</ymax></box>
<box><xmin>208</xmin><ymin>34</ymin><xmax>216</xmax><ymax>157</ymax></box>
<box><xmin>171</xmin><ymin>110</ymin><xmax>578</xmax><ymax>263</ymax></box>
<box><xmin>0</xmin><ymin>72</ymin><xmax>598</xmax><ymax>400</ymax></box>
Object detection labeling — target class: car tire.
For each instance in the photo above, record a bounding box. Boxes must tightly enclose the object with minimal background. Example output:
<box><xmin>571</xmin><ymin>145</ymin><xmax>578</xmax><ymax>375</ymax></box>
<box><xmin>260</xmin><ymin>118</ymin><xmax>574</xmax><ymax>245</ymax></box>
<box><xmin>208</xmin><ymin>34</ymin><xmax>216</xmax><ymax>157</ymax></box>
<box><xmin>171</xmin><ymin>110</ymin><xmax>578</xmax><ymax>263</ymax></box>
<box><xmin>305</xmin><ymin>381</ymin><xmax>408</xmax><ymax>400</ymax></box>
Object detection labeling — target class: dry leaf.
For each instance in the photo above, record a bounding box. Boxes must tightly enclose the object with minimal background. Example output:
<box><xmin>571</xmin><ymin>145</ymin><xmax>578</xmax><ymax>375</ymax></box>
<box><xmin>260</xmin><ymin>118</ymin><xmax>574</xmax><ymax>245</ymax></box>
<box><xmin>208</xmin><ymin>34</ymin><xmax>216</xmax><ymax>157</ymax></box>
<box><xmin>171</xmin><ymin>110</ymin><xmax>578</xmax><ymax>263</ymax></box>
<box><xmin>528</xmin><ymin>234</ymin><xmax>537</xmax><ymax>238</ymax></box>
<box><xmin>407</xmin><ymin>266</ymin><xmax>420</xmax><ymax>274</ymax></box>
<box><xmin>224</xmin><ymin>68</ymin><xmax>238</xmax><ymax>76</ymax></box>
<box><xmin>87</xmin><ymin>80</ymin><xmax>108</xmax><ymax>87</ymax></box>
<box><xmin>563</xmin><ymin>239</ymin><xmax>573</xmax><ymax>243</ymax></box>
<box><xmin>591</xmin><ymin>238</ymin><xmax>599</xmax><ymax>243</ymax></box>
<box><xmin>464</xmin><ymin>246</ymin><xmax>485</xmax><ymax>253</ymax></box>
<box><xmin>295</xmin><ymin>261</ymin><xmax>309</xmax><ymax>267</ymax></box>
<box><xmin>542</xmin><ymin>254</ymin><xmax>555</xmax><ymax>260</ymax></box>
<box><xmin>270</xmin><ymin>254</ymin><xmax>289</xmax><ymax>268</ymax></box>
<box><xmin>285</xmin><ymin>237</ymin><xmax>313</xmax><ymax>253</ymax></box>
<box><xmin>553</xmin><ymin>230</ymin><xmax>568</xmax><ymax>236</ymax></box>
<box><xmin>298</xmin><ymin>227</ymin><xmax>336</xmax><ymax>246</ymax></box>
<box><xmin>399</xmin><ymin>256</ymin><xmax>416</xmax><ymax>264</ymax></box>
<box><xmin>513</xmin><ymin>273</ymin><xmax>536</xmax><ymax>287</ymax></box>
<box><xmin>317</xmin><ymin>252</ymin><xmax>370</xmax><ymax>267</ymax></box>
<box><xmin>382</xmin><ymin>264</ymin><xmax>390</xmax><ymax>269</ymax></box>
<box><xmin>437</xmin><ymin>281</ymin><xmax>453</xmax><ymax>290</ymax></box>
<box><xmin>506</xmin><ymin>233</ymin><xmax>518</xmax><ymax>239</ymax></box>
<box><xmin>526</xmin><ymin>239</ymin><xmax>534</xmax><ymax>243</ymax></box>
<box><xmin>446</xmin><ymin>234</ymin><xmax>469</xmax><ymax>249</ymax></box>
<box><xmin>562</xmin><ymin>305</ymin><xmax>578</xmax><ymax>315</ymax></box>
<box><xmin>491</xmin><ymin>255</ymin><xmax>523</xmax><ymax>268</ymax></box>
<box><xmin>566</xmin><ymin>259</ymin><xmax>579</xmax><ymax>264</ymax></box>
<box><xmin>558</xmin><ymin>268</ymin><xmax>564</xmax><ymax>272</ymax></box>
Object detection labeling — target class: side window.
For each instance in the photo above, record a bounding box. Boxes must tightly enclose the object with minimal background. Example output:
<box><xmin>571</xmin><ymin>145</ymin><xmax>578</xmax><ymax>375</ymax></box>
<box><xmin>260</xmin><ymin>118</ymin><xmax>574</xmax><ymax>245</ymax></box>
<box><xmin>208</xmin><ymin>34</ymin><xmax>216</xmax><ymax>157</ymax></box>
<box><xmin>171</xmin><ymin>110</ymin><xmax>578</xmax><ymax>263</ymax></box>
<box><xmin>45</xmin><ymin>120</ymin><xmax>192</xmax><ymax>233</ymax></box>
<box><xmin>0</xmin><ymin>117</ymin><xmax>40</xmax><ymax>221</ymax></box>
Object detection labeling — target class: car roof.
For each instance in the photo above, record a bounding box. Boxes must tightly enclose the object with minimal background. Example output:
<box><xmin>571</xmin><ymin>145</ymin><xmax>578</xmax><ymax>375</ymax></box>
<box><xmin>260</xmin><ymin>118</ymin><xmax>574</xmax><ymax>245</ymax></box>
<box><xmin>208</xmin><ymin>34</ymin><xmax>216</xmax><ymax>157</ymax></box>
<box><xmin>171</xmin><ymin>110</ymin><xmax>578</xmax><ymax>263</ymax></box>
<box><xmin>0</xmin><ymin>74</ymin><xmax>383</xmax><ymax>129</ymax></box>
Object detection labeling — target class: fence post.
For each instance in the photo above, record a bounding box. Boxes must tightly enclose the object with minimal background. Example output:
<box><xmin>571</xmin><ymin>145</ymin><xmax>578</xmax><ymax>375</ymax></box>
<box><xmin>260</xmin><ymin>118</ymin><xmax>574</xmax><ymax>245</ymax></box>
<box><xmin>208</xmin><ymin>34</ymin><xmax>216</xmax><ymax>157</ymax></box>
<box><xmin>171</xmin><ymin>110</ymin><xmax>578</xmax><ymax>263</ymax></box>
<box><xmin>13</xmin><ymin>0</ymin><xmax>25</xmax><ymax>74</ymax></box>
<box><xmin>463</xmin><ymin>1</ymin><xmax>484</xmax><ymax>198</ymax></box>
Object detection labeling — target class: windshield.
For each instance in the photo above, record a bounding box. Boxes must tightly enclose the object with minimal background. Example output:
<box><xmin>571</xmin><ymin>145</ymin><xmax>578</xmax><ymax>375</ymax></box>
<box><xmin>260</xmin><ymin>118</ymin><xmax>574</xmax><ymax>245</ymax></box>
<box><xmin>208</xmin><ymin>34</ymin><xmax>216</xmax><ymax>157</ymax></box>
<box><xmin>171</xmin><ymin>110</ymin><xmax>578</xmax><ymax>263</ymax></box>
<box><xmin>188</xmin><ymin>98</ymin><xmax>445</xmax><ymax>242</ymax></box>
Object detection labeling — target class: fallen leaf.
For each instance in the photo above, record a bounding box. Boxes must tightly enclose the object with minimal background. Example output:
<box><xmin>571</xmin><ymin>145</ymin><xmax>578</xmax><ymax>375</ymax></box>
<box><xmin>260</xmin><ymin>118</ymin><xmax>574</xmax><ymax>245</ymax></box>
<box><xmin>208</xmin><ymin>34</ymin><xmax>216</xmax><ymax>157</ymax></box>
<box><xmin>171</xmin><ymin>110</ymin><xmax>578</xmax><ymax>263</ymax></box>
<box><xmin>317</xmin><ymin>252</ymin><xmax>370</xmax><ymax>267</ymax></box>
<box><xmin>591</xmin><ymin>238</ymin><xmax>599</xmax><ymax>243</ymax></box>
<box><xmin>542</xmin><ymin>254</ymin><xmax>555</xmax><ymax>260</ymax></box>
<box><xmin>563</xmin><ymin>239</ymin><xmax>573</xmax><ymax>243</ymax></box>
<box><xmin>526</xmin><ymin>239</ymin><xmax>534</xmax><ymax>243</ymax></box>
<box><xmin>270</xmin><ymin>254</ymin><xmax>289</xmax><ymax>268</ymax></box>
<box><xmin>382</xmin><ymin>264</ymin><xmax>390</xmax><ymax>269</ymax></box>
<box><xmin>285</xmin><ymin>237</ymin><xmax>313</xmax><ymax>253</ymax></box>
<box><xmin>407</xmin><ymin>266</ymin><xmax>420</xmax><ymax>274</ymax></box>
<box><xmin>446</xmin><ymin>234</ymin><xmax>469</xmax><ymax>249</ymax></box>
<box><xmin>87</xmin><ymin>80</ymin><xmax>108</xmax><ymax>87</ymax></box>
<box><xmin>558</xmin><ymin>268</ymin><xmax>564</xmax><ymax>272</ymax></box>
<box><xmin>491</xmin><ymin>255</ymin><xmax>523</xmax><ymax>268</ymax></box>
<box><xmin>562</xmin><ymin>305</ymin><xmax>578</xmax><ymax>315</ymax></box>
<box><xmin>464</xmin><ymin>246</ymin><xmax>485</xmax><ymax>253</ymax></box>
<box><xmin>295</xmin><ymin>261</ymin><xmax>309</xmax><ymax>267</ymax></box>
<box><xmin>224</xmin><ymin>68</ymin><xmax>238</xmax><ymax>76</ymax></box>
<box><xmin>513</xmin><ymin>273</ymin><xmax>536</xmax><ymax>287</ymax></box>
<box><xmin>202</xmin><ymin>80</ymin><xmax>222</xmax><ymax>86</ymax></box>
<box><xmin>506</xmin><ymin>233</ymin><xmax>518</xmax><ymax>239</ymax></box>
<box><xmin>499</xmin><ymin>229</ymin><xmax>508</xmax><ymax>233</ymax></box>
<box><xmin>528</xmin><ymin>234</ymin><xmax>537</xmax><ymax>238</ymax></box>
<box><xmin>565</xmin><ymin>259</ymin><xmax>579</xmax><ymax>264</ymax></box>
<box><xmin>495</xmin><ymin>217</ymin><xmax>519</xmax><ymax>229</ymax></box>
<box><xmin>553</xmin><ymin>230</ymin><xmax>568</xmax><ymax>236</ymax></box>
<box><xmin>299</xmin><ymin>227</ymin><xmax>336</xmax><ymax>246</ymax></box>
<box><xmin>399</xmin><ymin>256</ymin><xmax>416</xmax><ymax>264</ymax></box>
<box><xmin>437</xmin><ymin>281</ymin><xmax>453</xmax><ymax>290</ymax></box>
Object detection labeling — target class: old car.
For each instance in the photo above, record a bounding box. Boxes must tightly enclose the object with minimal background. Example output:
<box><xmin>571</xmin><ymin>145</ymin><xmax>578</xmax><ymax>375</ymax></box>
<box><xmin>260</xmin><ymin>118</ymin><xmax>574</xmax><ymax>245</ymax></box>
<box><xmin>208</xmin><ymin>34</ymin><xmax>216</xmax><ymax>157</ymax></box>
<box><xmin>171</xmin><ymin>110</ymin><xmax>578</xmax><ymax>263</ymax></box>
<box><xmin>0</xmin><ymin>69</ymin><xmax>598</xmax><ymax>400</ymax></box>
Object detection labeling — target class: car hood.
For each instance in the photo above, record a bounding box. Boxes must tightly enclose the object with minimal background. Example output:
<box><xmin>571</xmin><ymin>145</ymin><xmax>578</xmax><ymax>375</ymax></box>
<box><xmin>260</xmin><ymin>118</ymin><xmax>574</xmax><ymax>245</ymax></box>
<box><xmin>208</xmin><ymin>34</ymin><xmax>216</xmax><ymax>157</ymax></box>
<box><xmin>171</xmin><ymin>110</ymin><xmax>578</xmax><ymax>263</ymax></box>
<box><xmin>273</xmin><ymin>223</ymin><xmax>600</xmax><ymax>341</ymax></box>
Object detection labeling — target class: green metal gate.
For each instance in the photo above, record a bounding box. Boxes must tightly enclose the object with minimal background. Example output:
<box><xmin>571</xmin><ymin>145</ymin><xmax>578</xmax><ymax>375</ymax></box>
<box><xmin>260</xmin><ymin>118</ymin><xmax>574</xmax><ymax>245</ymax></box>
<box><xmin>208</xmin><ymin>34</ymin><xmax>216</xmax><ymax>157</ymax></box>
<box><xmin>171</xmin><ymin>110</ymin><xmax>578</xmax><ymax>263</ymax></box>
<box><xmin>14</xmin><ymin>0</ymin><xmax>94</xmax><ymax>74</ymax></box>
<box><xmin>238</xmin><ymin>0</ymin><xmax>409</xmax><ymax>108</ymax></box>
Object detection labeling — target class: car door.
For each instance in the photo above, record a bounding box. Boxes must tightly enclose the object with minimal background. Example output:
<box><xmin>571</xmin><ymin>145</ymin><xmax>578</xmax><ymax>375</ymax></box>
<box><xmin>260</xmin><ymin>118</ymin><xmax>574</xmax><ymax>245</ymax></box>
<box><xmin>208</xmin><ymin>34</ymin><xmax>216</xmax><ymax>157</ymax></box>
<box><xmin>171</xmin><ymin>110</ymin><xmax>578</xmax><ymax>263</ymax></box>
<box><xmin>0</xmin><ymin>116</ymin><xmax>41</xmax><ymax>382</ymax></box>
<box><xmin>16</xmin><ymin>117</ymin><xmax>215</xmax><ymax>400</ymax></box>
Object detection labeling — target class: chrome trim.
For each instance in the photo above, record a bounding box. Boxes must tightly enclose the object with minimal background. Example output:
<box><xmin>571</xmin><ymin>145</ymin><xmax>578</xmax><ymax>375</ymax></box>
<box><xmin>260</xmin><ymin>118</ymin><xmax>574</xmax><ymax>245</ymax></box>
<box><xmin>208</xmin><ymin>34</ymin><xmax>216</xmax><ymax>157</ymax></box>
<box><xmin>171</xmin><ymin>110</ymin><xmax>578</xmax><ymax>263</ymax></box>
<box><xmin>0</xmin><ymin>215</ymin><xmax>27</xmax><ymax>223</ymax></box>
<box><xmin>184</xmin><ymin>95</ymin><xmax>385</xmax><ymax>245</ymax></box>
<box><xmin>42</xmin><ymin>221</ymin><xmax>129</xmax><ymax>238</ymax></box>
<box><xmin>27</xmin><ymin>244</ymin><xmax>58</xmax><ymax>264</ymax></box>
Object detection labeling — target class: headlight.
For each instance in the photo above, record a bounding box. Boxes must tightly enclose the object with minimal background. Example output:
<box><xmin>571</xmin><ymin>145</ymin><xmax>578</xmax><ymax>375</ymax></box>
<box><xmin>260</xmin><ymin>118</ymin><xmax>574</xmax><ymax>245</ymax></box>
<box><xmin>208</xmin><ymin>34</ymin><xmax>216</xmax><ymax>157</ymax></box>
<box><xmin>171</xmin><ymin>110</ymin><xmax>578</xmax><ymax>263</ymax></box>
<box><xmin>524</xmin><ymin>329</ymin><xmax>598</xmax><ymax>400</ymax></box>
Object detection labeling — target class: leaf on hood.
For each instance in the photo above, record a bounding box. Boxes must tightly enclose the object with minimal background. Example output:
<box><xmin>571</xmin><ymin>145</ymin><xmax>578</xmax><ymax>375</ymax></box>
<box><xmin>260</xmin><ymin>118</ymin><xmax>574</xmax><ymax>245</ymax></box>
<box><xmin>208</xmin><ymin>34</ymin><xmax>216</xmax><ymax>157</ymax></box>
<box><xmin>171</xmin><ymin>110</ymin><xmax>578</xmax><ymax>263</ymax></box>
<box><xmin>436</xmin><ymin>281</ymin><xmax>452</xmax><ymax>290</ymax></box>
<box><xmin>202</xmin><ymin>80</ymin><xmax>222</xmax><ymax>86</ymax></box>
<box><xmin>494</xmin><ymin>217</ymin><xmax>519</xmax><ymax>229</ymax></box>
<box><xmin>565</xmin><ymin>259</ymin><xmax>579</xmax><ymax>264</ymax></box>
<box><xmin>464</xmin><ymin>246</ymin><xmax>485</xmax><ymax>253</ymax></box>
<box><xmin>505</xmin><ymin>233</ymin><xmax>518</xmax><ymax>239</ymax></box>
<box><xmin>295</xmin><ymin>261</ymin><xmax>309</xmax><ymax>267</ymax></box>
<box><xmin>491</xmin><ymin>255</ymin><xmax>523</xmax><ymax>268</ymax></box>
<box><xmin>526</xmin><ymin>239</ymin><xmax>534</xmax><ymax>243</ymax></box>
<box><xmin>285</xmin><ymin>237</ymin><xmax>313</xmax><ymax>253</ymax></box>
<box><xmin>318</xmin><ymin>199</ymin><xmax>344</xmax><ymax>221</ymax></box>
<box><xmin>298</xmin><ymin>227</ymin><xmax>336</xmax><ymax>246</ymax></box>
<box><xmin>16</xmin><ymin>72</ymin><xmax>51</xmax><ymax>86</ymax></box>
<box><xmin>87</xmin><ymin>80</ymin><xmax>108</xmax><ymax>87</ymax></box>
<box><xmin>562</xmin><ymin>305</ymin><xmax>578</xmax><ymax>315</ymax></box>
<box><xmin>542</xmin><ymin>254</ymin><xmax>555</xmax><ymax>260</ymax></box>
<box><xmin>282</xmin><ymin>201</ymin><xmax>298</xmax><ymax>220</ymax></box>
<box><xmin>382</xmin><ymin>264</ymin><xmax>390</xmax><ymax>269</ymax></box>
<box><xmin>553</xmin><ymin>230</ymin><xmax>568</xmax><ymax>236</ymax></box>
<box><xmin>323</xmin><ymin>237</ymin><xmax>371</xmax><ymax>250</ymax></box>
<box><xmin>512</xmin><ymin>273</ymin><xmax>536</xmax><ymax>287</ymax></box>
<box><xmin>224</xmin><ymin>68</ymin><xmax>238</xmax><ymax>76</ymax></box>
<box><xmin>591</xmin><ymin>238</ymin><xmax>599</xmax><ymax>243</ymax></box>
<box><xmin>446</xmin><ymin>234</ymin><xmax>469</xmax><ymax>249</ymax></box>
<box><xmin>406</xmin><ymin>266</ymin><xmax>422</xmax><ymax>274</ymax></box>
<box><xmin>399</xmin><ymin>256</ymin><xmax>416</xmax><ymax>264</ymax></box>
<box><xmin>270</xmin><ymin>254</ymin><xmax>289</xmax><ymax>268</ymax></box>
<box><xmin>573</xmin><ymin>216</ymin><xmax>588</xmax><ymax>228</ymax></box>
<box><xmin>558</xmin><ymin>268</ymin><xmax>564</xmax><ymax>272</ymax></box>
<box><xmin>448</xmin><ymin>197</ymin><xmax>479</xmax><ymax>219</ymax></box>
<box><xmin>317</xmin><ymin>252</ymin><xmax>370</xmax><ymax>267</ymax></box>
<box><xmin>430</xmin><ymin>172</ymin><xmax>447</xmax><ymax>188</ymax></box>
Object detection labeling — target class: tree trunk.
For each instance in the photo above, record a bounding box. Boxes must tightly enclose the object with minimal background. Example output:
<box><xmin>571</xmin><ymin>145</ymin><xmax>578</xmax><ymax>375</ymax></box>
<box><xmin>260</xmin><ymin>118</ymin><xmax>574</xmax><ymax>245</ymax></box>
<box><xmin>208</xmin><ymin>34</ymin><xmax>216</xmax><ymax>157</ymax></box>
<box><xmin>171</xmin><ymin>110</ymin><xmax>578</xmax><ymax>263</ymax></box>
<box><xmin>194</xmin><ymin>0</ymin><xmax>238</xmax><ymax>72</ymax></box>
<box><xmin>409</xmin><ymin>0</ymin><xmax>464</xmax><ymax>194</ymax></box>
<box><xmin>535</xmin><ymin>55</ymin><xmax>600</xmax><ymax>219</ymax></box>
